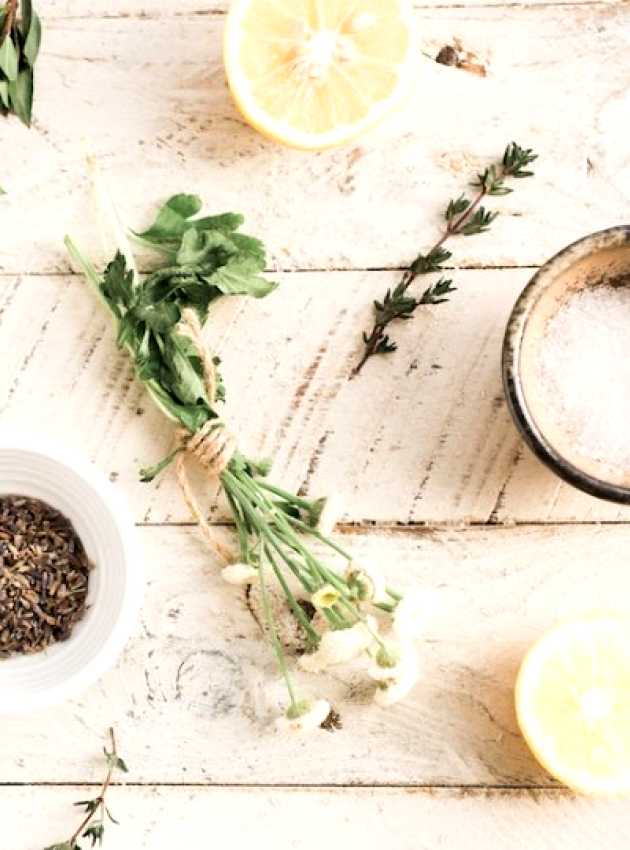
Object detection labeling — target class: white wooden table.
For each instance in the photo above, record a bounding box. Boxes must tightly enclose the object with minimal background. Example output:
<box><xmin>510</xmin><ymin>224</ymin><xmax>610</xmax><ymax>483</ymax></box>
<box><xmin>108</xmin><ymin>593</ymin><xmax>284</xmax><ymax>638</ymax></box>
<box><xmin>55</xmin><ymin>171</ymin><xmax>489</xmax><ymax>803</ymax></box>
<box><xmin>2</xmin><ymin>1</ymin><xmax>630</xmax><ymax>846</ymax></box>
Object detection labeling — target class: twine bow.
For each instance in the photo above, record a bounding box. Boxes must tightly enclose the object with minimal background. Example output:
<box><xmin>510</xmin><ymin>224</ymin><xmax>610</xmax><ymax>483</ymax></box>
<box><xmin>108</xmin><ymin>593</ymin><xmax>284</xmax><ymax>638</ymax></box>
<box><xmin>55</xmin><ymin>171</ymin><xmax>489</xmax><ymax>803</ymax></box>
<box><xmin>175</xmin><ymin>308</ymin><xmax>237</xmax><ymax>564</ymax></box>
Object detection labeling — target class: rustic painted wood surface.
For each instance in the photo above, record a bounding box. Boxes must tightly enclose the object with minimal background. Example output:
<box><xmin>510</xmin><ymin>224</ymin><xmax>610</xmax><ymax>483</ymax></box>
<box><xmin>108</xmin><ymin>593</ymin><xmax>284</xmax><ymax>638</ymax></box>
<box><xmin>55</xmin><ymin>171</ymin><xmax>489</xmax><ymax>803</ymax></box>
<box><xmin>4</xmin><ymin>268</ymin><xmax>630</xmax><ymax>522</ymax></box>
<box><xmin>5</xmin><ymin>786</ymin><xmax>630</xmax><ymax>850</ymax></box>
<box><xmin>2</xmin><ymin>0</ymin><xmax>630</xmax><ymax>846</ymax></box>
<box><xmin>1</xmin><ymin>6</ymin><xmax>630</xmax><ymax>275</ymax></box>
<box><xmin>4</xmin><ymin>524</ymin><xmax>630</xmax><ymax>787</ymax></box>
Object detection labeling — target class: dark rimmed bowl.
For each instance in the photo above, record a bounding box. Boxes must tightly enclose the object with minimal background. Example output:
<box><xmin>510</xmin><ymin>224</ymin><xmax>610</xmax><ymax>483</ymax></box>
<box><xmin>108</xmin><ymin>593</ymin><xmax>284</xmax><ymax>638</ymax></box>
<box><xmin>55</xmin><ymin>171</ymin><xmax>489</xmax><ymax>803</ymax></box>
<box><xmin>502</xmin><ymin>225</ymin><xmax>630</xmax><ymax>504</ymax></box>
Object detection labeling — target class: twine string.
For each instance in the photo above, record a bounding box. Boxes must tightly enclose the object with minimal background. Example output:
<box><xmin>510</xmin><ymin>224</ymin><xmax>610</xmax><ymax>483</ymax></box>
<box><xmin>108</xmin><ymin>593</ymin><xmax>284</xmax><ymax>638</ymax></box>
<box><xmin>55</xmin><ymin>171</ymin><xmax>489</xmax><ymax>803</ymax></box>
<box><xmin>174</xmin><ymin>308</ymin><xmax>237</xmax><ymax>565</ymax></box>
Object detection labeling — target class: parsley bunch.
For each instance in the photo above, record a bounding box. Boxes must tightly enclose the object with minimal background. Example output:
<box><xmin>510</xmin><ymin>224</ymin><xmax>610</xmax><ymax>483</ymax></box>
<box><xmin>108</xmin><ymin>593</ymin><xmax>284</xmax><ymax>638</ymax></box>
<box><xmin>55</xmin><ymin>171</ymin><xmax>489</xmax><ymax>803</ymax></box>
<box><xmin>66</xmin><ymin>192</ymin><xmax>410</xmax><ymax>727</ymax></box>
<box><xmin>0</xmin><ymin>0</ymin><xmax>41</xmax><ymax>125</ymax></box>
<box><xmin>68</xmin><ymin>194</ymin><xmax>275</xmax><ymax>442</ymax></box>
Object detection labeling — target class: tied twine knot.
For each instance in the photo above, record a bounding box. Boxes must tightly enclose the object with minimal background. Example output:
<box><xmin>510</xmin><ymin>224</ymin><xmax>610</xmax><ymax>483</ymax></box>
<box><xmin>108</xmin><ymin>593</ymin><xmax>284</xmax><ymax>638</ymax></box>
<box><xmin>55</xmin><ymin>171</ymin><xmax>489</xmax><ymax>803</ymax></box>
<box><xmin>174</xmin><ymin>308</ymin><xmax>236</xmax><ymax>564</ymax></box>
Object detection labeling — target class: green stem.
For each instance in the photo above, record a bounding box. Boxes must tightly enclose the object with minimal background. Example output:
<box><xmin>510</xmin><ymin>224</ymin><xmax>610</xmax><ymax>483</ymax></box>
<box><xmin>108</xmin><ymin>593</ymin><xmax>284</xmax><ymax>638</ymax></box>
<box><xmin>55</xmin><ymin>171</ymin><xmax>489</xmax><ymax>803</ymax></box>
<box><xmin>223</xmin><ymin>470</ymin><xmax>317</xmax><ymax>591</ymax></box>
<box><xmin>257</xmin><ymin>480</ymin><xmax>314</xmax><ymax>512</ymax></box>
<box><xmin>225</xmin><ymin>489</ymin><xmax>250</xmax><ymax>563</ymax></box>
<box><xmin>264</xmin><ymin>546</ymin><xmax>320</xmax><ymax>646</ymax></box>
<box><xmin>258</xmin><ymin>553</ymin><xmax>298</xmax><ymax>709</ymax></box>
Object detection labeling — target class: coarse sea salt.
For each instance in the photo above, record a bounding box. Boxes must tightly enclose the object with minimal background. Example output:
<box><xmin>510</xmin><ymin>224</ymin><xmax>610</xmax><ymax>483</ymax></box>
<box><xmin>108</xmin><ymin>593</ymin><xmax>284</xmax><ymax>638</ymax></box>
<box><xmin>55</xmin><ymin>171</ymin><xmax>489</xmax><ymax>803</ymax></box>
<box><xmin>537</xmin><ymin>282</ymin><xmax>630</xmax><ymax>470</ymax></box>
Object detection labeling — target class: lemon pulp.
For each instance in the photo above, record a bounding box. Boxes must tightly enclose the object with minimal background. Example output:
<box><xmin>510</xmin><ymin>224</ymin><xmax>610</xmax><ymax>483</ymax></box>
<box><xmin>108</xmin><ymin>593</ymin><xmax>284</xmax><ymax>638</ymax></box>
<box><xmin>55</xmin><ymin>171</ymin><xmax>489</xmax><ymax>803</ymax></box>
<box><xmin>224</xmin><ymin>0</ymin><xmax>416</xmax><ymax>150</ymax></box>
<box><xmin>516</xmin><ymin>614</ymin><xmax>630</xmax><ymax>796</ymax></box>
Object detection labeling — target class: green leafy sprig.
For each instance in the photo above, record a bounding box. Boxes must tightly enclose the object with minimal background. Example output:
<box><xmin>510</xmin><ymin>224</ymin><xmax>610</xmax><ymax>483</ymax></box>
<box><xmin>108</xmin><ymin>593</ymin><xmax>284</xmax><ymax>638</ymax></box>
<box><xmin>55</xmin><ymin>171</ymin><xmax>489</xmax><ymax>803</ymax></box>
<box><xmin>45</xmin><ymin>728</ymin><xmax>128</xmax><ymax>850</ymax></box>
<box><xmin>66</xmin><ymin>192</ymin><xmax>407</xmax><ymax>724</ymax></box>
<box><xmin>0</xmin><ymin>0</ymin><xmax>41</xmax><ymax>125</ymax></box>
<box><xmin>354</xmin><ymin>142</ymin><xmax>538</xmax><ymax>374</ymax></box>
<box><xmin>67</xmin><ymin>193</ymin><xmax>276</xmax><ymax>439</ymax></box>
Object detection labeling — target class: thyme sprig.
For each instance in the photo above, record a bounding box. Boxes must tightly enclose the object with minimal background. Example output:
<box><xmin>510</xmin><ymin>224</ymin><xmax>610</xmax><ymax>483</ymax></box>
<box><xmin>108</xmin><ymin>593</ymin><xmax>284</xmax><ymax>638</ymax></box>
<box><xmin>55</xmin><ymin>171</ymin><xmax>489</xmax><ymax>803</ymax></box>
<box><xmin>0</xmin><ymin>0</ymin><xmax>41</xmax><ymax>125</ymax></box>
<box><xmin>45</xmin><ymin>728</ymin><xmax>128</xmax><ymax>850</ymax></box>
<box><xmin>354</xmin><ymin>142</ymin><xmax>537</xmax><ymax>374</ymax></box>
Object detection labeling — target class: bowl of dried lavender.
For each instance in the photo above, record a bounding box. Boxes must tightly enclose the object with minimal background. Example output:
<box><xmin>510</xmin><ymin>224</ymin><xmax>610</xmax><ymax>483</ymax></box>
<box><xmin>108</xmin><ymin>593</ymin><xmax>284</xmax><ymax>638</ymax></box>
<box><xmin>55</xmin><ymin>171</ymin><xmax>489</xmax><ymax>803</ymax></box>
<box><xmin>0</xmin><ymin>434</ymin><xmax>140</xmax><ymax>713</ymax></box>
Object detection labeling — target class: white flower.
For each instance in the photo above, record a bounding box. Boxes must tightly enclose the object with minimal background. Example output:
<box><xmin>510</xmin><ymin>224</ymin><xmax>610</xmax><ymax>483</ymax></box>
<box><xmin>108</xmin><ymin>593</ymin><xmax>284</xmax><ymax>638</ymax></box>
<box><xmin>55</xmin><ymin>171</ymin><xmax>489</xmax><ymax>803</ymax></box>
<box><xmin>314</xmin><ymin>492</ymin><xmax>344</xmax><ymax>537</ymax></box>
<box><xmin>275</xmin><ymin>699</ymin><xmax>331</xmax><ymax>733</ymax></box>
<box><xmin>368</xmin><ymin>640</ymin><xmax>417</xmax><ymax>682</ymax></box>
<box><xmin>311</xmin><ymin>583</ymin><xmax>341</xmax><ymax>609</ymax></box>
<box><xmin>299</xmin><ymin>616</ymin><xmax>378</xmax><ymax>672</ymax></box>
<box><xmin>393</xmin><ymin>590</ymin><xmax>438</xmax><ymax>639</ymax></box>
<box><xmin>221</xmin><ymin>562</ymin><xmax>258</xmax><ymax>586</ymax></box>
<box><xmin>372</xmin><ymin>643</ymin><xmax>420</xmax><ymax>707</ymax></box>
<box><xmin>345</xmin><ymin>561</ymin><xmax>387</xmax><ymax>603</ymax></box>
<box><xmin>374</xmin><ymin>671</ymin><xmax>419</xmax><ymax>707</ymax></box>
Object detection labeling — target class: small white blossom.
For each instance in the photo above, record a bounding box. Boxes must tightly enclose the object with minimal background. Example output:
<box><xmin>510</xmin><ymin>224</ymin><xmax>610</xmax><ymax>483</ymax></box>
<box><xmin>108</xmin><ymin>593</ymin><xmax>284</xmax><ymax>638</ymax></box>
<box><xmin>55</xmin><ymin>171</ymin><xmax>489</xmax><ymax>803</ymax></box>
<box><xmin>345</xmin><ymin>562</ymin><xmax>387</xmax><ymax>603</ymax></box>
<box><xmin>374</xmin><ymin>669</ymin><xmax>419</xmax><ymax>707</ymax></box>
<box><xmin>311</xmin><ymin>583</ymin><xmax>341</xmax><ymax>609</ymax></box>
<box><xmin>275</xmin><ymin>699</ymin><xmax>331</xmax><ymax>733</ymax></box>
<box><xmin>299</xmin><ymin>616</ymin><xmax>378</xmax><ymax>672</ymax></box>
<box><xmin>368</xmin><ymin>640</ymin><xmax>417</xmax><ymax>683</ymax></box>
<box><xmin>221</xmin><ymin>562</ymin><xmax>258</xmax><ymax>586</ymax></box>
<box><xmin>314</xmin><ymin>492</ymin><xmax>344</xmax><ymax>537</ymax></box>
<box><xmin>373</xmin><ymin>644</ymin><xmax>420</xmax><ymax>707</ymax></box>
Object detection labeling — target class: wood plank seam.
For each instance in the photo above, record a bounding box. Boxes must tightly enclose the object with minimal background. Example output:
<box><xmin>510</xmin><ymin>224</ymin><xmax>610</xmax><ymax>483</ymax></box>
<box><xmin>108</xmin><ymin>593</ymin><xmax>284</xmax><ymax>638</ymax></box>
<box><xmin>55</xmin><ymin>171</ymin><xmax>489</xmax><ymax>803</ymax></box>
<box><xmin>45</xmin><ymin>0</ymin><xmax>621</xmax><ymax>18</ymax></box>
<box><xmin>0</xmin><ymin>782</ymin><xmax>569</xmax><ymax>791</ymax></box>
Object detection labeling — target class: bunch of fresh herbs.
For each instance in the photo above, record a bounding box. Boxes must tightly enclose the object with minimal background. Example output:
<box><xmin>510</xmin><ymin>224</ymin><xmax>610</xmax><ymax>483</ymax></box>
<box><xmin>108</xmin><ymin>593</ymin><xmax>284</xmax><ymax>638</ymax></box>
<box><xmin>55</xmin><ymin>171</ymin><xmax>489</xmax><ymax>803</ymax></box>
<box><xmin>66</xmin><ymin>193</ymin><xmax>415</xmax><ymax>728</ymax></box>
<box><xmin>354</xmin><ymin>142</ymin><xmax>537</xmax><ymax>374</ymax></box>
<box><xmin>0</xmin><ymin>0</ymin><xmax>41</xmax><ymax>125</ymax></box>
<box><xmin>45</xmin><ymin>728</ymin><xmax>128</xmax><ymax>850</ymax></box>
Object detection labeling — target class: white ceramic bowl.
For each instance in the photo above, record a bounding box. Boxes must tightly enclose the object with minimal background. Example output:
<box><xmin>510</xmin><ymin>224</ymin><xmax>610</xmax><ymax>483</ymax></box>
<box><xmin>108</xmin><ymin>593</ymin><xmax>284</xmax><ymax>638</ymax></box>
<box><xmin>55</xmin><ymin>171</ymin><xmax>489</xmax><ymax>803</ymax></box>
<box><xmin>0</xmin><ymin>434</ymin><xmax>142</xmax><ymax>714</ymax></box>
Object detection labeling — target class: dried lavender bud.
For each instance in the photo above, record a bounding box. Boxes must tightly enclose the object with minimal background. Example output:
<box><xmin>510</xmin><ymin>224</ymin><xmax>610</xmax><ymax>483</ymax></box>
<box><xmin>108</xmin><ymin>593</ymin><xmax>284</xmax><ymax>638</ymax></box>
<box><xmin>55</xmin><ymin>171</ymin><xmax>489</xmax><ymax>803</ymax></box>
<box><xmin>0</xmin><ymin>495</ymin><xmax>91</xmax><ymax>657</ymax></box>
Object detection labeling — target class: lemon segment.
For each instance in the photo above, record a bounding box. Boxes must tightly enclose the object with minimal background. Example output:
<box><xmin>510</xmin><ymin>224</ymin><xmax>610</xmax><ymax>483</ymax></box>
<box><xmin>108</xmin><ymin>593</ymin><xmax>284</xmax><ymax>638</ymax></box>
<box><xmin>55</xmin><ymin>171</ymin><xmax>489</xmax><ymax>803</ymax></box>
<box><xmin>516</xmin><ymin>614</ymin><xmax>630</xmax><ymax>796</ymax></box>
<box><xmin>224</xmin><ymin>0</ymin><xmax>416</xmax><ymax>150</ymax></box>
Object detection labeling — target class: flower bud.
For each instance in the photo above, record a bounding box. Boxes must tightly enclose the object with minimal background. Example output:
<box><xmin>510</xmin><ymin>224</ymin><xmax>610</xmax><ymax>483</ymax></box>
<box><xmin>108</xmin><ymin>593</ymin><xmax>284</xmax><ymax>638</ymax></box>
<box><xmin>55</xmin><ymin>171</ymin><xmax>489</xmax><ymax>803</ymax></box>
<box><xmin>310</xmin><ymin>492</ymin><xmax>344</xmax><ymax>537</ymax></box>
<box><xmin>311</xmin><ymin>583</ymin><xmax>341</xmax><ymax>609</ymax></box>
<box><xmin>346</xmin><ymin>562</ymin><xmax>386</xmax><ymax>603</ymax></box>
<box><xmin>275</xmin><ymin>699</ymin><xmax>331</xmax><ymax>733</ymax></box>
<box><xmin>299</xmin><ymin>616</ymin><xmax>378</xmax><ymax>672</ymax></box>
<box><xmin>221</xmin><ymin>562</ymin><xmax>258</xmax><ymax>586</ymax></box>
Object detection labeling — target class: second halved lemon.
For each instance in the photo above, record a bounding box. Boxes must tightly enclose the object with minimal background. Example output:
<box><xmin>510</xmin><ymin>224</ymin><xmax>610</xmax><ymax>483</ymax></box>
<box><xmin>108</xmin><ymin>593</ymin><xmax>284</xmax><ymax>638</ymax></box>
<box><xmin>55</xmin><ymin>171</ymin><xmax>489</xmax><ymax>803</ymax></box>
<box><xmin>224</xmin><ymin>0</ymin><xmax>416</xmax><ymax>150</ymax></box>
<box><xmin>516</xmin><ymin>614</ymin><xmax>630</xmax><ymax>796</ymax></box>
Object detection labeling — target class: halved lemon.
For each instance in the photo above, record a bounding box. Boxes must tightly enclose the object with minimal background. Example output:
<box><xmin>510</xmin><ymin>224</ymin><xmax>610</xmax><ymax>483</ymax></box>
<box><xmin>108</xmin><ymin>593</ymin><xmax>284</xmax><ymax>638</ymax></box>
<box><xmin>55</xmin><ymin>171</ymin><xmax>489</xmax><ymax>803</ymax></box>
<box><xmin>516</xmin><ymin>614</ymin><xmax>630</xmax><ymax>796</ymax></box>
<box><xmin>223</xmin><ymin>0</ymin><xmax>416</xmax><ymax>150</ymax></box>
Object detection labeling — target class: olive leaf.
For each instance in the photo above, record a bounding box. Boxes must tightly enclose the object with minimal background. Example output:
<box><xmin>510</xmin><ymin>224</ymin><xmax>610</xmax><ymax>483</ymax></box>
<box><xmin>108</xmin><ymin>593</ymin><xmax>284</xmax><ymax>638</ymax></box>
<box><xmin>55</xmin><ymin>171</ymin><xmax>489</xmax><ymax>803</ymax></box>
<box><xmin>0</xmin><ymin>34</ymin><xmax>18</xmax><ymax>80</ymax></box>
<box><xmin>7</xmin><ymin>66</ymin><xmax>32</xmax><ymax>124</ymax></box>
<box><xmin>0</xmin><ymin>0</ymin><xmax>41</xmax><ymax>125</ymax></box>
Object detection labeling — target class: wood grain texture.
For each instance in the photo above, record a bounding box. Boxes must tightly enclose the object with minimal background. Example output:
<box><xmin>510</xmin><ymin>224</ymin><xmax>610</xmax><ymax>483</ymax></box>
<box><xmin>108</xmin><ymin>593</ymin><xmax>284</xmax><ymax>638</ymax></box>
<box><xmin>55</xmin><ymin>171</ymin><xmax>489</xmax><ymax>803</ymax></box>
<box><xmin>4</xmin><ymin>786</ymin><xmax>630</xmax><ymax>850</ymax></box>
<box><xmin>3</xmin><ymin>270</ymin><xmax>630</xmax><ymax>523</ymax></box>
<box><xmin>1</xmin><ymin>5</ymin><xmax>629</xmax><ymax>274</ymax></box>
<box><xmin>45</xmin><ymin>0</ymin><xmax>619</xmax><ymax>17</ymax></box>
<box><xmin>2</xmin><ymin>524</ymin><xmax>629</xmax><ymax>785</ymax></box>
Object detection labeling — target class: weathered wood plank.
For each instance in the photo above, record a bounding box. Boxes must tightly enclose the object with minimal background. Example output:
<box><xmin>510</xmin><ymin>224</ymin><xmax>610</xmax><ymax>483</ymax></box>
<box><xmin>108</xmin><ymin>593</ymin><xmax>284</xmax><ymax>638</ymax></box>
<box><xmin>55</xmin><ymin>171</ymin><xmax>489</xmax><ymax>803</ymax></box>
<box><xmin>3</xmin><ymin>270</ymin><xmax>629</xmax><ymax>523</ymax></box>
<box><xmin>4</xmin><ymin>786</ymin><xmax>630</xmax><ymax>850</ymax></box>
<box><xmin>1</xmin><ymin>5</ymin><xmax>628</xmax><ymax>273</ymax></box>
<box><xmin>1</xmin><ymin>524</ymin><xmax>629</xmax><ymax>784</ymax></box>
<box><xmin>46</xmin><ymin>0</ymin><xmax>617</xmax><ymax>17</ymax></box>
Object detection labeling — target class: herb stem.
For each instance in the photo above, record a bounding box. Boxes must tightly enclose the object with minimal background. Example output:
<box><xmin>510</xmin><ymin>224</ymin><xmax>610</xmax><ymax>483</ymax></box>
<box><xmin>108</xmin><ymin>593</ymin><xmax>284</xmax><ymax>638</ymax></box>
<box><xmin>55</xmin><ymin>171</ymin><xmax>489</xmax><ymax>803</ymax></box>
<box><xmin>353</xmin><ymin>142</ymin><xmax>537</xmax><ymax>374</ymax></box>
<box><xmin>1</xmin><ymin>0</ymin><xmax>17</xmax><ymax>42</ymax></box>
<box><xmin>69</xmin><ymin>728</ymin><xmax>117</xmax><ymax>848</ymax></box>
<box><xmin>353</xmin><ymin>183</ymin><xmax>486</xmax><ymax>376</ymax></box>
